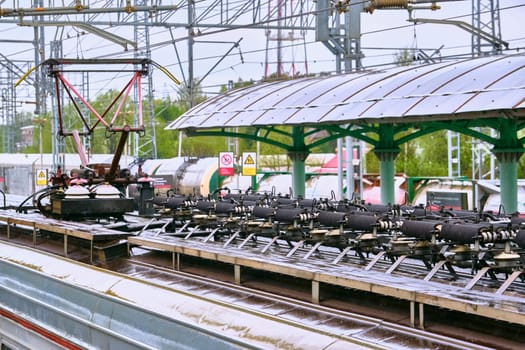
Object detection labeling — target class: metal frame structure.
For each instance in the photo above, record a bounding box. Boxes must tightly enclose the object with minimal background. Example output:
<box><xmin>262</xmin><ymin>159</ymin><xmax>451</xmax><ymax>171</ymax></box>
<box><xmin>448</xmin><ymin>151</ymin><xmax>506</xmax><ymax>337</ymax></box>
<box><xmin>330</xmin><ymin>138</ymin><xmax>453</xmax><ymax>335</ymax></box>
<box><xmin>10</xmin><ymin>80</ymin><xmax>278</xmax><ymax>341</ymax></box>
<box><xmin>0</xmin><ymin>60</ymin><xmax>16</xmax><ymax>153</ymax></box>
<box><xmin>472</xmin><ymin>0</ymin><xmax>502</xmax><ymax>55</ymax></box>
<box><xmin>167</xmin><ymin>53</ymin><xmax>525</xmax><ymax>213</ymax></box>
<box><xmin>42</xmin><ymin>58</ymin><xmax>151</xmax><ymax>179</ymax></box>
<box><xmin>0</xmin><ymin>1</ymin><xmax>512</xmax><ymax>182</ymax></box>
<box><xmin>2</xmin><ymin>1</ymin><xmax>359</xmax><ymax>158</ymax></box>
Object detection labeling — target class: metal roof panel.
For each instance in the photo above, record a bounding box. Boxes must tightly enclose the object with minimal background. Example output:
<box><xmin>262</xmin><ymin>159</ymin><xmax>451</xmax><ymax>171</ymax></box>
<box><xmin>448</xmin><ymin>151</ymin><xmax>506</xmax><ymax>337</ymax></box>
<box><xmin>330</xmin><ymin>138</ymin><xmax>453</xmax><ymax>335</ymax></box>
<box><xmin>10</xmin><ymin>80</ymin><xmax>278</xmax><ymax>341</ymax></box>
<box><xmin>166</xmin><ymin>54</ymin><xmax>525</xmax><ymax>130</ymax></box>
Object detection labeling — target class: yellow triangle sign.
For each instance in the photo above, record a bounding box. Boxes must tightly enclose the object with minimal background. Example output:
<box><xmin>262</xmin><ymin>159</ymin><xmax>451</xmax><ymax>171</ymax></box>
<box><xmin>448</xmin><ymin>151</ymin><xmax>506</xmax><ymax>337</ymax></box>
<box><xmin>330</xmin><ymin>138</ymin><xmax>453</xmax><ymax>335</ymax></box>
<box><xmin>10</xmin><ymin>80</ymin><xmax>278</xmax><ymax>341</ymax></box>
<box><xmin>244</xmin><ymin>154</ymin><xmax>255</xmax><ymax>165</ymax></box>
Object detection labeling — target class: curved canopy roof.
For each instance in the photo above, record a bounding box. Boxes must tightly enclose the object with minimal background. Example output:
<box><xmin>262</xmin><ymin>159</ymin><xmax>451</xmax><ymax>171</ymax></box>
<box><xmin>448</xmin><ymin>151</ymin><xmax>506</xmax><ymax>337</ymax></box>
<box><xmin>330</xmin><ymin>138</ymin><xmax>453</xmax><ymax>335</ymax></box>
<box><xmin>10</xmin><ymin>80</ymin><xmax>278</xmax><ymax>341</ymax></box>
<box><xmin>166</xmin><ymin>53</ymin><xmax>525</xmax><ymax>131</ymax></box>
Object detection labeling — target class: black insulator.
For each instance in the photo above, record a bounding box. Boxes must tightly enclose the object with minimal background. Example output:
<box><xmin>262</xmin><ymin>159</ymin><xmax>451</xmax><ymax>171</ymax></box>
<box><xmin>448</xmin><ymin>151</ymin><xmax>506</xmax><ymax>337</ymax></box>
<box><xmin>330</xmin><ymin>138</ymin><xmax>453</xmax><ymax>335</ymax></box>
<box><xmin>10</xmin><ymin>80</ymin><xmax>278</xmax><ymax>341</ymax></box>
<box><xmin>274</xmin><ymin>208</ymin><xmax>305</xmax><ymax>223</ymax></box>
<box><xmin>440</xmin><ymin>222</ymin><xmax>489</xmax><ymax>244</ymax></box>
<box><xmin>317</xmin><ymin>211</ymin><xmax>347</xmax><ymax>226</ymax></box>
<box><xmin>215</xmin><ymin>201</ymin><xmax>237</xmax><ymax>214</ymax></box>
<box><xmin>491</xmin><ymin>222</ymin><xmax>511</xmax><ymax>230</ymax></box>
<box><xmin>407</xmin><ymin>207</ymin><xmax>427</xmax><ymax>218</ymax></box>
<box><xmin>334</xmin><ymin>202</ymin><xmax>349</xmax><ymax>212</ymax></box>
<box><xmin>252</xmin><ymin>206</ymin><xmax>275</xmax><ymax>219</ymax></box>
<box><xmin>195</xmin><ymin>200</ymin><xmax>215</xmax><ymax>212</ymax></box>
<box><xmin>347</xmin><ymin>214</ymin><xmax>377</xmax><ymax>231</ymax></box>
<box><xmin>425</xmin><ymin>213</ymin><xmax>445</xmax><ymax>220</ymax></box>
<box><xmin>363</xmin><ymin>204</ymin><xmax>391</xmax><ymax>213</ymax></box>
<box><xmin>440</xmin><ymin>209</ymin><xmax>479</xmax><ymax>219</ymax></box>
<box><xmin>348</xmin><ymin>210</ymin><xmax>376</xmax><ymax>216</ymax></box>
<box><xmin>274</xmin><ymin>197</ymin><xmax>295</xmax><ymax>206</ymax></box>
<box><xmin>153</xmin><ymin>195</ymin><xmax>168</xmax><ymax>206</ymax></box>
<box><xmin>244</xmin><ymin>194</ymin><xmax>268</xmax><ymax>203</ymax></box>
<box><xmin>510</xmin><ymin>215</ymin><xmax>525</xmax><ymax>227</ymax></box>
<box><xmin>222</xmin><ymin>193</ymin><xmax>242</xmax><ymax>201</ymax></box>
<box><xmin>335</xmin><ymin>202</ymin><xmax>365</xmax><ymax>213</ymax></box>
<box><xmin>514</xmin><ymin>229</ymin><xmax>525</xmax><ymax>248</ymax></box>
<box><xmin>299</xmin><ymin>199</ymin><xmax>316</xmax><ymax>208</ymax></box>
<box><xmin>401</xmin><ymin>220</ymin><xmax>441</xmax><ymax>240</ymax></box>
<box><xmin>242</xmin><ymin>200</ymin><xmax>258</xmax><ymax>208</ymax></box>
<box><xmin>399</xmin><ymin>205</ymin><xmax>417</xmax><ymax>212</ymax></box>
<box><xmin>165</xmin><ymin>196</ymin><xmax>190</xmax><ymax>209</ymax></box>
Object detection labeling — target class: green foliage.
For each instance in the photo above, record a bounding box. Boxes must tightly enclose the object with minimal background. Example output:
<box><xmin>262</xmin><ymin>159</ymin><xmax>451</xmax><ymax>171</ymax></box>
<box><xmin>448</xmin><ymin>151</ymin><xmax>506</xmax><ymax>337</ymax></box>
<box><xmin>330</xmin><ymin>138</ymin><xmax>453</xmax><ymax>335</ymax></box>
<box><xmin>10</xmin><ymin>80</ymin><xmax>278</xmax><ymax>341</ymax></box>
<box><xmin>395</xmin><ymin>48</ymin><xmax>414</xmax><ymax>67</ymax></box>
<box><xmin>399</xmin><ymin>130</ymin><xmax>449</xmax><ymax>176</ymax></box>
<box><xmin>363</xmin><ymin>130</ymin><xmax>471</xmax><ymax>177</ymax></box>
<box><xmin>155</xmin><ymin>100</ymin><xmax>185</xmax><ymax>158</ymax></box>
<box><xmin>219</xmin><ymin>78</ymin><xmax>256</xmax><ymax>93</ymax></box>
<box><xmin>19</xmin><ymin>113</ymin><xmax>51</xmax><ymax>154</ymax></box>
<box><xmin>519</xmin><ymin>156</ymin><xmax>525</xmax><ymax>178</ymax></box>
<box><xmin>177</xmin><ymin>79</ymin><xmax>207</xmax><ymax>110</ymax></box>
<box><xmin>181</xmin><ymin>135</ymin><xmax>228</xmax><ymax>157</ymax></box>
<box><xmin>364</xmin><ymin>150</ymin><xmax>379</xmax><ymax>173</ymax></box>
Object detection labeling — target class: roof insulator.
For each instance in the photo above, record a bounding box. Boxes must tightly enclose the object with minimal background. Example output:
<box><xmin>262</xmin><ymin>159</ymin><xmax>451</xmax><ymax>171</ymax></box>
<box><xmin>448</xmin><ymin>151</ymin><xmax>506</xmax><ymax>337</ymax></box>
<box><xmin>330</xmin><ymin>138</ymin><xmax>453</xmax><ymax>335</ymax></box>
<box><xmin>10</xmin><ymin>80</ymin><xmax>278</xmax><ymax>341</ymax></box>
<box><xmin>364</xmin><ymin>0</ymin><xmax>409</xmax><ymax>14</ymax></box>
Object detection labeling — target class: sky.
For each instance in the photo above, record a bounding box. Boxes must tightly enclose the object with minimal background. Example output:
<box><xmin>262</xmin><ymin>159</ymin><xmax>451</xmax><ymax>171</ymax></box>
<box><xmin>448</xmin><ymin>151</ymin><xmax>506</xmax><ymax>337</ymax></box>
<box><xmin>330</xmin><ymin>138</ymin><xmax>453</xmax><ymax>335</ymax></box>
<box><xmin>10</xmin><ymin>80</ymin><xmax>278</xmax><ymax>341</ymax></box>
<box><xmin>0</xmin><ymin>0</ymin><xmax>524</xmax><ymax>108</ymax></box>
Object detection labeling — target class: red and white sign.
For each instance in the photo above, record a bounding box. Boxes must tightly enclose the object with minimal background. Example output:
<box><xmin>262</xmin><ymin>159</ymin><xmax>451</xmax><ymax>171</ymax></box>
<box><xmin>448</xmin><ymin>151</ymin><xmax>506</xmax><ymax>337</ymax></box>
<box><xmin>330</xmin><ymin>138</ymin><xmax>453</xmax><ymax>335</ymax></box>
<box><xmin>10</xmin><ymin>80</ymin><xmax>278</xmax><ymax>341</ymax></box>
<box><xmin>218</xmin><ymin>152</ymin><xmax>235</xmax><ymax>176</ymax></box>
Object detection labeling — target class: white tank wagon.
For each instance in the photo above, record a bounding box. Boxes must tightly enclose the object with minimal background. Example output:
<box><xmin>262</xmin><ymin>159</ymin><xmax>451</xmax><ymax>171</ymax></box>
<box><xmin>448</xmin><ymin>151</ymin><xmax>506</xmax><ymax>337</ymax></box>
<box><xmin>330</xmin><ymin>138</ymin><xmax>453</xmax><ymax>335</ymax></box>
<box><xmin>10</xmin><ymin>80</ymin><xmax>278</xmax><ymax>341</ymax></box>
<box><xmin>127</xmin><ymin>157</ymin><xmax>220</xmax><ymax>198</ymax></box>
<box><xmin>221</xmin><ymin>173</ymin><xmax>408</xmax><ymax>204</ymax></box>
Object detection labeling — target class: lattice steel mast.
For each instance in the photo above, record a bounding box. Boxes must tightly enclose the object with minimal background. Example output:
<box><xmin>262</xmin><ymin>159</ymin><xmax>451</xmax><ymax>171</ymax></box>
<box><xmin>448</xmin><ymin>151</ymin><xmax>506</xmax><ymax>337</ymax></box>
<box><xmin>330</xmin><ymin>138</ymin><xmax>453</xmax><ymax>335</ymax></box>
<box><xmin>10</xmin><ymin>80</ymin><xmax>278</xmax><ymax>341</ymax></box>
<box><xmin>472</xmin><ymin>0</ymin><xmax>502</xmax><ymax>55</ymax></box>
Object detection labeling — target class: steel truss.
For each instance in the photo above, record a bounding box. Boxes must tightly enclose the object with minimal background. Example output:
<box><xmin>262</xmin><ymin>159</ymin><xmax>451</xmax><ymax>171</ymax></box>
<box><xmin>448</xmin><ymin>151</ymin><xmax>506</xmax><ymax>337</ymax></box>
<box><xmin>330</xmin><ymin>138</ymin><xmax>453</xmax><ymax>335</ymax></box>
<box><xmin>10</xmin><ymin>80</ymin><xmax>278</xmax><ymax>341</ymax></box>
<box><xmin>0</xmin><ymin>1</ymin><xmax>506</xmax><ymax>166</ymax></box>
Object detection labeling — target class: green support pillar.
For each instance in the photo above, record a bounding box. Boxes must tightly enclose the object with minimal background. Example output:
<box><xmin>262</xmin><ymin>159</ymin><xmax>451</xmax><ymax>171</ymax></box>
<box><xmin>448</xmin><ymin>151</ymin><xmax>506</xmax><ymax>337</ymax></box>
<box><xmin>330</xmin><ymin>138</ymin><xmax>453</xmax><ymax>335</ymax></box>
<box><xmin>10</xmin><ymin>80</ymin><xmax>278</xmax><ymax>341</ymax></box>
<box><xmin>493</xmin><ymin>150</ymin><xmax>523</xmax><ymax>214</ymax></box>
<box><xmin>373</xmin><ymin>125</ymin><xmax>400</xmax><ymax>205</ymax></box>
<box><xmin>374</xmin><ymin>149</ymin><xmax>399</xmax><ymax>205</ymax></box>
<box><xmin>288</xmin><ymin>126</ymin><xmax>309</xmax><ymax>198</ymax></box>
<box><xmin>491</xmin><ymin>120</ymin><xmax>525</xmax><ymax>214</ymax></box>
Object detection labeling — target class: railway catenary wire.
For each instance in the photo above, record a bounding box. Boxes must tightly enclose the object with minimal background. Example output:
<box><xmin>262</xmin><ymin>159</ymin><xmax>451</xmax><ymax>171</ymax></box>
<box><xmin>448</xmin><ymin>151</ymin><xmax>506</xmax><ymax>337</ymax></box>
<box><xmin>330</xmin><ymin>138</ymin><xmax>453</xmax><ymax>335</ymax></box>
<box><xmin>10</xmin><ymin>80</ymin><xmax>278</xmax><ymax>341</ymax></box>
<box><xmin>4</xmin><ymin>1</ymin><xmax>521</xmax><ymax>93</ymax></box>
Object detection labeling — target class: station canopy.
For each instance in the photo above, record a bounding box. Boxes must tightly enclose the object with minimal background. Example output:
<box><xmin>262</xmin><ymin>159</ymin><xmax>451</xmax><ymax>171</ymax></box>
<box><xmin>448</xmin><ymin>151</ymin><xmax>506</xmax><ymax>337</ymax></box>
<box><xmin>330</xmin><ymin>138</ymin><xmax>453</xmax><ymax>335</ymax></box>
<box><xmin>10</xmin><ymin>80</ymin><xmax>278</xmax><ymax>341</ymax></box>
<box><xmin>166</xmin><ymin>53</ymin><xmax>525</xmax><ymax>131</ymax></box>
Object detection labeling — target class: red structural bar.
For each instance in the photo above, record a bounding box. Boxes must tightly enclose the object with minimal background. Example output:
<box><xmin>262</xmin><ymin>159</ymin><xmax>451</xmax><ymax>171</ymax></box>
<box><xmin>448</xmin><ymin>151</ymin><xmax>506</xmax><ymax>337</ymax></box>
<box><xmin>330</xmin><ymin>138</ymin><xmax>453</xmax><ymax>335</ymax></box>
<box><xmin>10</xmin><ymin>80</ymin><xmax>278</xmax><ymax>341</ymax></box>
<box><xmin>0</xmin><ymin>306</ymin><xmax>84</xmax><ymax>350</ymax></box>
<box><xmin>54</xmin><ymin>69</ymin><xmax>145</xmax><ymax>134</ymax></box>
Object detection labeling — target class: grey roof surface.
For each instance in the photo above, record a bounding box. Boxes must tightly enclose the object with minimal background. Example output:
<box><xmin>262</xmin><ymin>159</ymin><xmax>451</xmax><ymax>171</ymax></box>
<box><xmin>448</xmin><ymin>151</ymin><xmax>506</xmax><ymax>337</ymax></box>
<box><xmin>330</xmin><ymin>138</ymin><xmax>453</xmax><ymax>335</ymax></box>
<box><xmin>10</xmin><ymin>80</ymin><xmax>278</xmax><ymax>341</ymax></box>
<box><xmin>166</xmin><ymin>53</ymin><xmax>525</xmax><ymax>130</ymax></box>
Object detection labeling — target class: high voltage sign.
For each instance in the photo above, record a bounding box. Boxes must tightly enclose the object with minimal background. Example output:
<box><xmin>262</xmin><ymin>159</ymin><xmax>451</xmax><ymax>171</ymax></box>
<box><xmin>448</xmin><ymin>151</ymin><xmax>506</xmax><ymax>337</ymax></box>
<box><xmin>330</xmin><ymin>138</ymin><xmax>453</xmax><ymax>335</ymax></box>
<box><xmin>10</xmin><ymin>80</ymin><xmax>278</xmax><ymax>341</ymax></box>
<box><xmin>36</xmin><ymin>169</ymin><xmax>47</xmax><ymax>186</ymax></box>
<box><xmin>244</xmin><ymin>154</ymin><xmax>255</xmax><ymax>165</ymax></box>
<box><xmin>242</xmin><ymin>152</ymin><xmax>257</xmax><ymax>176</ymax></box>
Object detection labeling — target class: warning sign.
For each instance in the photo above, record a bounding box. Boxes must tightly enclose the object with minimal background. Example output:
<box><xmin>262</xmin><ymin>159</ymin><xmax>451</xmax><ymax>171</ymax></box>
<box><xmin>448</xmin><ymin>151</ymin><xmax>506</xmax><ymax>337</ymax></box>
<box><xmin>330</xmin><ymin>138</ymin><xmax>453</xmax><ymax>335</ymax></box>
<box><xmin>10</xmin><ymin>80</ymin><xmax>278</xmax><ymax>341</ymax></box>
<box><xmin>219</xmin><ymin>152</ymin><xmax>235</xmax><ymax>176</ymax></box>
<box><xmin>244</xmin><ymin>154</ymin><xmax>255</xmax><ymax>165</ymax></box>
<box><xmin>242</xmin><ymin>152</ymin><xmax>257</xmax><ymax>176</ymax></box>
<box><xmin>36</xmin><ymin>169</ymin><xmax>47</xmax><ymax>186</ymax></box>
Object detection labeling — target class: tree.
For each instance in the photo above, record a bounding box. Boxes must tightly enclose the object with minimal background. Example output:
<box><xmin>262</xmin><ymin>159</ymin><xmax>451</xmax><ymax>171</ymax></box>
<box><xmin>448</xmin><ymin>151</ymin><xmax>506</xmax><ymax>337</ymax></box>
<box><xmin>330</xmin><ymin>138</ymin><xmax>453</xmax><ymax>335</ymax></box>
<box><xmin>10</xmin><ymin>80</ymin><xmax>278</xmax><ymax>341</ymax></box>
<box><xmin>177</xmin><ymin>79</ymin><xmax>207</xmax><ymax>110</ymax></box>
<box><xmin>155</xmin><ymin>98</ymin><xmax>185</xmax><ymax>158</ymax></box>
<box><xmin>219</xmin><ymin>78</ymin><xmax>255</xmax><ymax>93</ymax></box>
<box><xmin>394</xmin><ymin>48</ymin><xmax>414</xmax><ymax>67</ymax></box>
<box><xmin>19</xmin><ymin>112</ymin><xmax>50</xmax><ymax>154</ymax></box>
